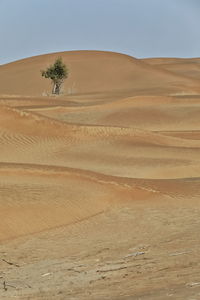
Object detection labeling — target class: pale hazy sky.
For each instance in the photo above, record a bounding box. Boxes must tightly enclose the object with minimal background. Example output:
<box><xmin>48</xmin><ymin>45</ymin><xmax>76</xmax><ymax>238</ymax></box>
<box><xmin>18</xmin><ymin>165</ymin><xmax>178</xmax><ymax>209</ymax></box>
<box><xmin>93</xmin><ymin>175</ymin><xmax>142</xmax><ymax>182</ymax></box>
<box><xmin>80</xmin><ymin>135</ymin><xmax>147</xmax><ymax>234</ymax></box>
<box><xmin>0</xmin><ymin>0</ymin><xmax>199</xmax><ymax>64</ymax></box>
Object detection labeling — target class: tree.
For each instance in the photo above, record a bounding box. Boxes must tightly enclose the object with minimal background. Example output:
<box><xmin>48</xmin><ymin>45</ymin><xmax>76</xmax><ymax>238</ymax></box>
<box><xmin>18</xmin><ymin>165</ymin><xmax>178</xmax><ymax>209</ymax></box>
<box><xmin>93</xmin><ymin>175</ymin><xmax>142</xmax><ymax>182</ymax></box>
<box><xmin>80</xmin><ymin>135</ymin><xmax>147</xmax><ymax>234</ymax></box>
<box><xmin>41</xmin><ymin>57</ymin><xmax>69</xmax><ymax>95</ymax></box>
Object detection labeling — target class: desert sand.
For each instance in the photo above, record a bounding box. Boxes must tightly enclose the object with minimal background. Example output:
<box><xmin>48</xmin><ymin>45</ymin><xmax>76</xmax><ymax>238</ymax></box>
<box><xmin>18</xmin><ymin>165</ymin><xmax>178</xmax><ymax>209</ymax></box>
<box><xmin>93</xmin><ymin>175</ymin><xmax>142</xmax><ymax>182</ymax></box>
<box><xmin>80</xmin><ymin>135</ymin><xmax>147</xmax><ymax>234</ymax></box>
<box><xmin>0</xmin><ymin>50</ymin><xmax>200</xmax><ymax>299</ymax></box>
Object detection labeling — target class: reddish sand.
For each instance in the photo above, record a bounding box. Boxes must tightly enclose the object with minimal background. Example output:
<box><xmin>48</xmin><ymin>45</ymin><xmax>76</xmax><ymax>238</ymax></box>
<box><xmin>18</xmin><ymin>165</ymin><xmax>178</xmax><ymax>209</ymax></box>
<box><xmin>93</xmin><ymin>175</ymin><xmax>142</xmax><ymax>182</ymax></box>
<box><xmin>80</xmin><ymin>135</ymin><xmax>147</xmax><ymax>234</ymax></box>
<box><xmin>0</xmin><ymin>51</ymin><xmax>200</xmax><ymax>299</ymax></box>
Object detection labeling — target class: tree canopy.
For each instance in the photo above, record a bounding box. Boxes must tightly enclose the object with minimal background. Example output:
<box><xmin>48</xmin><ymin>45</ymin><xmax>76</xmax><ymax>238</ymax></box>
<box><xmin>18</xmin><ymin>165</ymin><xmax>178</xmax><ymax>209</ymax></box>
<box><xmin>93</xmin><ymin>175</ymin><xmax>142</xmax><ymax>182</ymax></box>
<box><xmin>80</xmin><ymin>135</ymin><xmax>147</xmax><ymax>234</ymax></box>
<box><xmin>41</xmin><ymin>57</ymin><xmax>69</xmax><ymax>95</ymax></box>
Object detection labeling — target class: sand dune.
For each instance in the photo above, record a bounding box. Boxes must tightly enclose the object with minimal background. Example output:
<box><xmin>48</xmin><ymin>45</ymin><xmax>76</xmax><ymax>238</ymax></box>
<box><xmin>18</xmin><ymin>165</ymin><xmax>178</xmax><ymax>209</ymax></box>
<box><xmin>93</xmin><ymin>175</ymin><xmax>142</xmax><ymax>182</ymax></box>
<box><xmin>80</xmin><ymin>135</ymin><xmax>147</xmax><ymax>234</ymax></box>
<box><xmin>1</xmin><ymin>105</ymin><xmax>200</xmax><ymax>182</ymax></box>
<box><xmin>143</xmin><ymin>57</ymin><xmax>200</xmax><ymax>80</ymax></box>
<box><xmin>1</xmin><ymin>51</ymin><xmax>200</xmax><ymax>97</ymax></box>
<box><xmin>32</xmin><ymin>95</ymin><xmax>200</xmax><ymax>131</ymax></box>
<box><xmin>0</xmin><ymin>51</ymin><xmax>200</xmax><ymax>299</ymax></box>
<box><xmin>0</xmin><ymin>163</ymin><xmax>147</xmax><ymax>241</ymax></box>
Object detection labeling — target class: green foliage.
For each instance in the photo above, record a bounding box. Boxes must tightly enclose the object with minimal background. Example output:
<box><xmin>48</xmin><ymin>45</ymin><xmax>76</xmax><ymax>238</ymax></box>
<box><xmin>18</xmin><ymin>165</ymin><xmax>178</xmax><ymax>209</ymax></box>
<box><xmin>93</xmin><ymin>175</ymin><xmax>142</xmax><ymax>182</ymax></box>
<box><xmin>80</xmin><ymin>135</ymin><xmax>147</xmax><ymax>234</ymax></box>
<box><xmin>41</xmin><ymin>57</ymin><xmax>69</xmax><ymax>94</ymax></box>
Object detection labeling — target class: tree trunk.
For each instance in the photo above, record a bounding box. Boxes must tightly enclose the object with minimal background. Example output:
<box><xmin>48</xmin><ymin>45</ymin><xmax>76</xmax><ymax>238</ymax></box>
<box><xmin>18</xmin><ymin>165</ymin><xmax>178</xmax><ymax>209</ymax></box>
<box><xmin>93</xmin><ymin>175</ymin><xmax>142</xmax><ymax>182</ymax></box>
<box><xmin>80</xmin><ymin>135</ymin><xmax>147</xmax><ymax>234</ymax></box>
<box><xmin>52</xmin><ymin>83</ymin><xmax>56</xmax><ymax>94</ymax></box>
<box><xmin>52</xmin><ymin>81</ymin><xmax>62</xmax><ymax>95</ymax></box>
<box><xmin>55</xmin><ymin>83</ymin><xmax>60</xmax><ymax>95</ymax></box>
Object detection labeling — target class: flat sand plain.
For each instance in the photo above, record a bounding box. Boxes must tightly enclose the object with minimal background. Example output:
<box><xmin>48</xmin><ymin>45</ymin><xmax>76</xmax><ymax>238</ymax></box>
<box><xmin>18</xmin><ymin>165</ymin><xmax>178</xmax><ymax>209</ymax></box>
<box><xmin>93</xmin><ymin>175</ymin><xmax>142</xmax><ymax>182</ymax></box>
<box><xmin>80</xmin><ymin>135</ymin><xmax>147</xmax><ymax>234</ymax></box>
<box><xmin>0</xmin><ymin>51</ymin><xmax>200</xmax><ymax>299</ymax></box>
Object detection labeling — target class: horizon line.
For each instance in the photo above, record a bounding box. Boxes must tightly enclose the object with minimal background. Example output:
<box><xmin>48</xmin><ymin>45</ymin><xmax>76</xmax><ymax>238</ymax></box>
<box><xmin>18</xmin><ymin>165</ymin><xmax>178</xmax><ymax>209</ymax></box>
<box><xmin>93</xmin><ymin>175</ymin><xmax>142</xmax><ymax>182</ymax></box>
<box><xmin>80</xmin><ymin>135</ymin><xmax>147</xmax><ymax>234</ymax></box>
<box><xmin>1</xmin><ymin>49</ymin><xmax>200</xmax><ymax>66</ymax></box>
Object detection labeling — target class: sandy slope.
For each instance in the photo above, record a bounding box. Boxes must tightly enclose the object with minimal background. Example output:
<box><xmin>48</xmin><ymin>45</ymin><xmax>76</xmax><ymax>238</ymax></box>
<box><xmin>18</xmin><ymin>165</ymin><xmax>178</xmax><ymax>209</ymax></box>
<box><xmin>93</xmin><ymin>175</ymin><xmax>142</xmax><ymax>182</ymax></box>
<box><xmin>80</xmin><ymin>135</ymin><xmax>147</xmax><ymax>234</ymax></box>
<box><xmin>1</xmin><ymin>51</ymin><xmax>200</xmax><ymax>96</ymax></box>
<box><xmin>0</xmin><ymin>51</ymin><xmax>200</xmax><ymax>299</ymax></box>
<box><xmin>143</xmin><ymin>57</ymin><xmax>200</xmax><ymax>80</ymax></box>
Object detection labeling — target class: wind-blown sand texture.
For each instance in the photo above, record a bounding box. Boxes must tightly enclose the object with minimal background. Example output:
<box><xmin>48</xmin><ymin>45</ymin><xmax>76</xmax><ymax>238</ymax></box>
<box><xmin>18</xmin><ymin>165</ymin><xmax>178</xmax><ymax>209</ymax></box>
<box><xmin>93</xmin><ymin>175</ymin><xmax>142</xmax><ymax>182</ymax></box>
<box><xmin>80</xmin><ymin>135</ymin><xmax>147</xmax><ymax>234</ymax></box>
<box><xmin>0</xmin><ymin>51</ymin><xmax>200</xmax><ymax>299</ymax></box>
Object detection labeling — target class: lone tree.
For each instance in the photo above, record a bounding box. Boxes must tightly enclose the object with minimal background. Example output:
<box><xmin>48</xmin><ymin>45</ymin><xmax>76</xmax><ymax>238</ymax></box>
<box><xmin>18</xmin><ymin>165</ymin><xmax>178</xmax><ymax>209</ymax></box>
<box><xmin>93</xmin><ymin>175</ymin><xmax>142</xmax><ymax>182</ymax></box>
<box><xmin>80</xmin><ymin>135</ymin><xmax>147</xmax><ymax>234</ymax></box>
<box><xmin>41</xmin><ymin>57</ymin><xmax>69</xmax><ymax>95</ymax></box>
